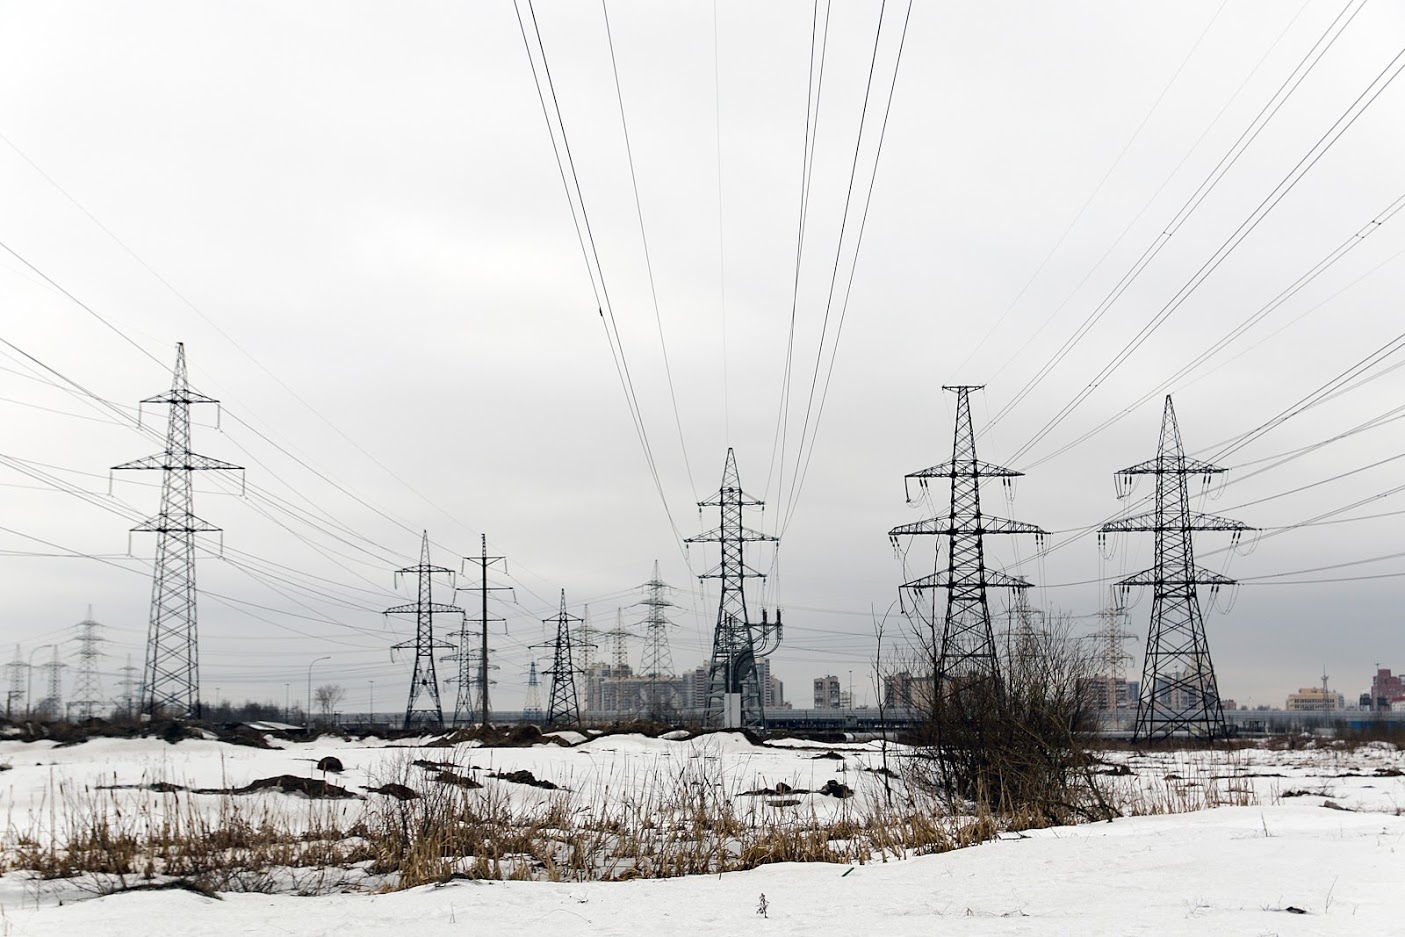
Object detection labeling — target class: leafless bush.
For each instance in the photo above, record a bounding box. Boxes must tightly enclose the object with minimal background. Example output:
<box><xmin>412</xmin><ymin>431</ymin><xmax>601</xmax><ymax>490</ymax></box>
<box><xmin>903</xmin><ymin>612</ymin><xmax>1116</xmax><ymax>826</ymax></box>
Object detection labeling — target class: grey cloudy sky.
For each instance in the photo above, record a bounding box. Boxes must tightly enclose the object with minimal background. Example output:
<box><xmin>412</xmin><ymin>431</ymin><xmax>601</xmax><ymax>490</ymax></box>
<box><xmin>2</xmin><ymin>1</ymin><xmax>1404</xmax><ymax>714</ymax></box>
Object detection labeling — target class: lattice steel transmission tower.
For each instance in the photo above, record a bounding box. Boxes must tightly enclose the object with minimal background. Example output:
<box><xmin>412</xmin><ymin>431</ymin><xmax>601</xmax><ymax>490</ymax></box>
<box><xmin>117</xmin><ymin>655</ymin><xmax>139</xmax><ymax>720</ymax></box>
<box><xmin>523</xmin><ymin>660</ymin><xmax>544</xmax><ymax>722</ymax></box>
<box><xmin>1100</xmin><ymin>396</ymin><xmax>1252</xmax><ymax>740</ymax></box>
<box><xmin>113</xmin><ymin>343</ymin><xmax>243</xmax><ymax>718</ymax></box>
<box><xmin>458</xmin><ymin>535</ymin><xmax>509</xmax><ymax>728</ymax></box>
<box><xmin>686</xmin><ymin>449</ymin><xmax>782</xmax><ymax>729</ymax></box>
<box><xmin>70</xmin><ymin>609</ymin><xmax>107</xmax><ymax>721</ymax></box>
<box><xmin>37</xmin><ymin>647</ymin><xmax>64</xmax><ymax>718</ymax></box>
<box><xmin>889</xmin><ymin>386</ymin><xmax>1046</xmax><ymax>703</ymax></box>
<box><xmin>637</xmin><ymin>560</ymin><xmax>678</xmax><ymax>719</ymax></box>
<box><xmin>444</xmin><ymin>647</ymin><xmax>498</xmax><ymax>727</ymax></box>
<box><xmin>5</xmin><ymin>645</ymin><xmax>24</xmax><ymax>719</ymax></box>
<box><xmin>1090</xmin><ymin>602</ymin><xmax>1136</xmax><ymax>717</ymax></box>
<box><xmin>384</xmin><ymin>532</ymin><xmax>462</xmax><ymax>730</ymax></box>
<box><xmin>542</xmin><ymin>591</ymin><xmax>586</xmax><ymax>727</ymax></box>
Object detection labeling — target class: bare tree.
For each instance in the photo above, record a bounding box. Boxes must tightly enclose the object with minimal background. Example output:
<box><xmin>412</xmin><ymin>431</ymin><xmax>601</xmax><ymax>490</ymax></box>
<box><xmin>314</xmin><ymin>683</ymin><xmax>347</xmax><ymax>720</ymax></box>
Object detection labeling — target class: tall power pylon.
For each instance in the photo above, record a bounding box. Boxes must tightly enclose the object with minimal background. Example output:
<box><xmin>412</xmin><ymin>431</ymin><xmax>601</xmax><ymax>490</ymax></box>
<box><xmin>686</xmin><ymin>449</ymin><xmax>782</xmax><ymax>729</ymax></box>
<box><xmin>70</xmin><ymin>609</ymin><xmax>107</xmax><ymax>721</ymax></box>
<box><xmin>889</xmin><ymin>386</ymin><xmax>1045</xmax><ymax>702</ymax></box>
<box><xmin>38</xmin><ymin>647</ymin><xmax>65</xmax><ymax>718</ymax></box>
<box><xmin>5</xmin><ymin>645</ymin><xmax>24</xmax><ymax>719</ymax></box>
<box><xmin>384</xmin><ymin>532</ymin><xmax>462</xmax><ymax>730</ymax></box>
<box><xmin>542</xmin><ymin>590</ymin><xmax>585</xmax><ymax>728</ymax></box>
<box><xmin>1091</xmin><ymin>602</ymin><xmax>1136</xmax><ymax>716</ymax></box>
<box><xmin>523</xmin><ymin>660</ymin><xmax>544</xmax><ymax>722</ymax></box>
<box><xmin>1100</xmin><ymin>396</ymin><xmax>1252</xmax><ymax>740</ymax></box>
<box><xmin>444</xmin><ymin>646</ymin><xmax>498</xmax><ymax>726</ymax></box>
<box><xmin>117</xmin><ymin>655</ymin><xmax>139</xmax><ymax>720</ymax></box>
<box><xmin>113</xmin><ymin>343</ymin><xmax>244</xmax><ymax>718</ymax></box>
<box><xmin>601</xmin><ymin>609</ymin><xmax>633</xmax><ymax>673</ymax></box>
<box><xmin>459</xmin><ymin>535</ymin><xmax>509</xmax><ymax>728</ymax></box>
<box><xmin>637</xmin><ymin>560</ymin><xmax>678</xmax><ymax>719</ymax></box>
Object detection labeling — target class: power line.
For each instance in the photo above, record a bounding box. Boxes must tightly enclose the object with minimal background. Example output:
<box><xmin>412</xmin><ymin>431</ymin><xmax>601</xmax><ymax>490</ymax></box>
<box><xmin>983</xmin><ymin>0</ymin><xmax>1370</xmax><ymax>436</ymax></box>
<box><xmin>512</xmin><ymin>0</ymin><xmax>686</xmax><ymax>553</ymax></box>
<box><xmin>601</xmin><ymin>0</ymin><xmax>697</xmax><ymax>500</ymax></box>
<box><xmin>1012</xmin><ymin>36</ymin><xmax>1405</xmax><ymax>464</ymax></box>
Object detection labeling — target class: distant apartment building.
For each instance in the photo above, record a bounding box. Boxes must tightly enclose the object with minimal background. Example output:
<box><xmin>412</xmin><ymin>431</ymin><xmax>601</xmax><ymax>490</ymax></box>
<box><xmin>1285</xmin><ymin>686</ymin><xmax>1344</xmax><ymax>712</ymax></box>
<box><xmin>1078</xmin><ymin>676</ymin><xmax>1137</xmax><ymax>711</ymax></box>
<box><xmin>814</xmin><ymin>675</ymin><xmax>843</xmax><ymax>710</ymax></box>
<box><xmin>1368</xmin><ymin>668</ymin><xmax>1404</xmax><ymax>711</ymax></box>
<box><xmin>673</xmin><ymin>659</ymin><xmax>787</xmax><ymax>713</ymax></box>
<box><xmin>882</xmin><ymin>671</ymin><xmax>933</xmax><ymax>711</ymax></box>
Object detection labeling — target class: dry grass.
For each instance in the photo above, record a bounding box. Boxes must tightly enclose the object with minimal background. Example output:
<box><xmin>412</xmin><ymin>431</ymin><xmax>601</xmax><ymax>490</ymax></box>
<box><xmin>0</xmin><ymin>740</ymin><xmax>1271</xmax><ymax>896</ymax></box>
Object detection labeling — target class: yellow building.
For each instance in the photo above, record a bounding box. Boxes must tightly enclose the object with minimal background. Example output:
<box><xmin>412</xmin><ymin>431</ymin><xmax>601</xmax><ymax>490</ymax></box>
<box><xmin>1285</xmin><ymin>686</ymin><xmax>1341</xmax><ymax>712</ymax></box>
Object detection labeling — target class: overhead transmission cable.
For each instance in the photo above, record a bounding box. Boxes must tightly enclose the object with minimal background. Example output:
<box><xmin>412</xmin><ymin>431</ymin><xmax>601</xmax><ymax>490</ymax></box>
<box><xmin>766</xmin><ymin>0</ymin><xmax>829</xmax><ymax>506</ymax></box>
<box><xmin>512</xmin><ymin>0</ymin><xmax>687</xmax><ymax>554</ymax></box>
<box><xmin>1026</xmin><ymin>190</ymin><xmax>1405</xmax><ymax>469</ymax></box>
<box><xmin>1011</xmin><ymin>36</ymin><xmax>1405</xmax><ymax>464</ymax></box>
<box><xmin>953</xmin><ymin>0</ymin><xmax>1235</xmax><ymax>376</ymax></box>
<box><xmin>601</xmin><ymin>0</ymin><xmax>697</xmax><ymax>500</ymax></box>
<box><xmin>782</xmin><ymin>0</ymin><xmax>913</xmax><ymax>533</ymax></box>
<box><xmin>981</xmin><ymin>0</ymin><xmax>1369</xmax><ymax>437</ymax></box>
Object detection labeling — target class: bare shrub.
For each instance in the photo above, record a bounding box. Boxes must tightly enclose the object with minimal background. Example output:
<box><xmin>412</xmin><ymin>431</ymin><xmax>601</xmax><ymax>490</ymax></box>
<box><xmin>904</xmin><ymin>611</ymin><xmax>1116</xmax><ymax>826</ymax></box>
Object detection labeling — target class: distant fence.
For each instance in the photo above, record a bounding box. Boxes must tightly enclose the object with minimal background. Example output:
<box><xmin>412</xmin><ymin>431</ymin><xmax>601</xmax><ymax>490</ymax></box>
<box><xmin>332</xmin><ymin>706</ymin><xmax>1405</xmax><ymax>737</ymax></box>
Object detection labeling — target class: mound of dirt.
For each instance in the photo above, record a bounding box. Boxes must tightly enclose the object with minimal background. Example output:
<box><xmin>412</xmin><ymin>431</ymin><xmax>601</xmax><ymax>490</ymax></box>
<box><xmin>368</xmin><ymin>783</ymin><xmax>420</xmax><ymax>800</ymax></box>
<box><xmin>234</xmin><ymin>775</ymin><xmax>357</xmax><ymax>799</ymax></box>
<box><xmin>490</xmin><ymin>769</ymin><xmax>558</xmax><ymax>790</ymax></box>
<box><xmin>316</xmin><ymin>756</ymin><xmax>344</xmax><ymax>773</ymax></box>
<box><xmin>433</xmin><ymin>770</ymin><xmax>482</xmax><ymax>789</ymax></box>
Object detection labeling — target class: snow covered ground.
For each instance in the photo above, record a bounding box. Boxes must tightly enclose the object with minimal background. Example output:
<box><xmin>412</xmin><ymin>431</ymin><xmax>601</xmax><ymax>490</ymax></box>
<box><xmin>0</xmin><ymin>731</ymin><xmax>1402</xmax><ymax>935</ymax></box>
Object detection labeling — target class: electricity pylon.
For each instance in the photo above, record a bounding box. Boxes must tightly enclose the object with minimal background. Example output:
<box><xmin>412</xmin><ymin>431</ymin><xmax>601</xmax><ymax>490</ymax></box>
<box><xmin>601</xmin><ymin>609</ymin><xmax>634</xmax><ymax>673</ymax></box>
<box><xmin>686</xmin><ymin>449</ymin><xmax>782</xmax><ymax>729</ymax></box>
<box><xmin>114</xmin><ymin>343</ymin><xmax>244</xmax><ymax>719</ymax></box>
<box><xmin>384</xmin><ymin>532</ymin><xmax>462</xmax><ymax>730</ymax></box>
<box><xmin>523</xmin><ymin>661</ymin><xmax>544</xmax><ymax>722</ymax></box>
<box><xmin>117</xmin><ymin>655</ymin><xmax>139</xmax><ymax>720</ymax></box>
<box><xmin>541</xmin><ymin>590</ymin><xmax>586</xmax><ymax>728</ymax></box>
<box><xmin>1090</xmin><ymin>601</ymin><xmax>1136</xmax><ymax>718</ymax></box>
<box><xmin>443</xmin><ymin>647</ymin><xmax>498</xmax><ymax>726</ymax></box>
<box><xmin>38</xmin><ymin>647</ymin><xmax>64</xmax><ymax>719</ymax></box>
<box><xmin>889</xmin><ymin>386</ymin><xmax>1045</xmax><ymax>703</ymax></box>
<box><xmin>637</xmin><ymin>560</ymin><xmax>678</xmax><ymax>719</ymax></box>
<box><xmin>70</xmin><ymin>609</ymin><xmax>106</xmax><ymax>721</ymax></box>
<box><xmin>458</xmin><ymin>535</ymin><xmax>509</xmax><ymax>727</ymax></box>
<box><xmin>5</xmin><ymin>645</ymin><xmax>24</xmax><ymax>719</ymax></box>
<box><xmin>1100</xmin><ymin>396</ymin><xmax>1253</xmax><ymax>740</ymax></box>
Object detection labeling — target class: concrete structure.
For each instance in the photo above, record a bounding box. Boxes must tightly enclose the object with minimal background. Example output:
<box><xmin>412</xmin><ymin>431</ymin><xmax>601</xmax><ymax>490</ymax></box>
<box><xmin>1079</xmin><ymin>676</ymin><xmax>1137</xmax><ymax>712</ymax></box>
<box><xmin>814</xmin><ymin>675</ymin><xmax>842</xmax><ymax>710</ymax></box>
<box><xmin>1286</xmin><ymin>686</ymin><xmax>1344</xmax><ymax>712</ymax></box>
<box><xmin>1369</xmin><ymin>668</ymin><xmax>1404</xmax><ymax>711</ymax></box>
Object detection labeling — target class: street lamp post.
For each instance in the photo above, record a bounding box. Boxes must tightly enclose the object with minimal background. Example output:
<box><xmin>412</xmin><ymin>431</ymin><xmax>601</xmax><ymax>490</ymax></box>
<box><xmin>284</xmin><ymin>683</ymin><xmax>290</xmax><ymax>721</ymax></box>
<box><xmin>25</xmin><ymin>644</ymin><xmax>53</xmax><ymax>718</ymax></box>
<box><xmin>307</xmin><ymin>655</ymin><xmax>331</xmax><ymax>724</ymax></box>
<box><xmin>369</xmin><ymin>679</ymin><xmax>375</xmax><ymax>726</ymax></box>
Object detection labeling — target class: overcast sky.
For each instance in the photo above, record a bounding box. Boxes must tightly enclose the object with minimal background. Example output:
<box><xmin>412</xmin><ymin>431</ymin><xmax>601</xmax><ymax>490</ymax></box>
<box><xmin>2</xmin><ymin>1</ymin><xmax>1404</xmax><ymax>715</ymax></box>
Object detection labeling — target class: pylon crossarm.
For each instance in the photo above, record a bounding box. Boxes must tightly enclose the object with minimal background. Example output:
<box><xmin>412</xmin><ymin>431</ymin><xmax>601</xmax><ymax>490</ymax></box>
<box><xmin>888</xmin><ymin>515</ymin><xmax>1046</xmax><ymax>537</ymax></box>
<box><xmin>904</xmin><ymin>458</ymin><xmax>1024</xmax><ymax>480</ymax></box>
<box><xmin>697</xmin><ymin>491</ymin><xmax>765</xmax><ymax>508</ymax></box>
<box><xmin>384</xmin><ymin>603</ymin><xmax>465</xmax><ymax>616</ymax></box>
<box><xmin>395</xmin><ymin>564</ymin><xmax>456</xmax><ymax>575</ymax></box>
<box><xmin>685</xmin><ymin>524</ymin><xmax>777</xmax><ymax>543</ymax></box>
<box><xmin>902</xmin><ymin>569</ymin><xmax>1032</xmax><ymax>590</ymax></box>
<box><xmin>129</xmin><ymin>514</ymin><xmax>222</xmax><ymax>533</ymax></box>
<box><xmin>1116</xmin><ymin>566</ymin><xmax>1235</xmax><ymax>587</ymax></box>
<box><xmin>1117</xmin><ymin>456</ymin><xmax>1227</xmax><ymax>476</ymax></box>
<box><xmin>695</xmin><ymin>559</ymin><xmax>769</xmax><ymax>580</ymax></box>
<box><xmin>1101</xmin><ymin>511</ymin><xmax>1253</xmax><ymax>533</ymax></box>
